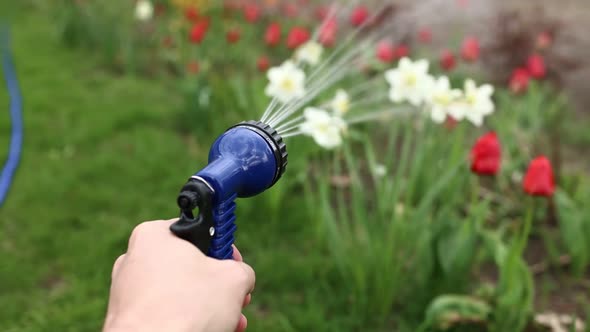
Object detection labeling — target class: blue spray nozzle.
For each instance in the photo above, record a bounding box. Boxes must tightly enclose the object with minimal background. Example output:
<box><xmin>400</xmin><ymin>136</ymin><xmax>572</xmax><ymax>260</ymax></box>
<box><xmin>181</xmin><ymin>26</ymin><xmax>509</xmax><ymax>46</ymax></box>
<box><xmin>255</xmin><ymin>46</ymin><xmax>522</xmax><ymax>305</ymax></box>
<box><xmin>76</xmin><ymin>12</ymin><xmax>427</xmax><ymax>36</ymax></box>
<box><xmin>171</xmin><ymin>121</ymin><xmax>288</xmax><ymax>259</ymax></box>
<box><xmin>199</xmin><ymin>120</ymin><xmax>288</xmax><ymax>200</ymax></box>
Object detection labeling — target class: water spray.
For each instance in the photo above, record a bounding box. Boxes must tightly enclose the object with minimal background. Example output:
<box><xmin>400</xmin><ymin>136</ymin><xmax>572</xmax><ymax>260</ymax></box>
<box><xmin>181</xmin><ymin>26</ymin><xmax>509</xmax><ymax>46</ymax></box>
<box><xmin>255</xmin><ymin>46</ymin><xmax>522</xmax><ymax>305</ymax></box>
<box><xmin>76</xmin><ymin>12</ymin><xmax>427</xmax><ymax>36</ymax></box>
<box><xmin>170</xmin><ymin>3</ymin><xmax>409</xmax><ymax>259</ymax></box>
<box><xmin>170</xmin><ymin>2</ymin><xmax>495</xmax><ymax>259</ymax></box>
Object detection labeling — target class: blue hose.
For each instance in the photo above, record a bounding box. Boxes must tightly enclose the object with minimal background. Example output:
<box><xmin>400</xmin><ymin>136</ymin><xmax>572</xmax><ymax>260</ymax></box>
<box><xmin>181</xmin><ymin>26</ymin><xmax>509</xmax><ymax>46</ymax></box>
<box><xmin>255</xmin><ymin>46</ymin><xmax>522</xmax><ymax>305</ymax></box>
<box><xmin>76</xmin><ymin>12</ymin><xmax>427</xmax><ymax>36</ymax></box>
<box><xmin>0</xmin><ymin>26</ymin><xmax>23</xmax><ymax>207</ymax></box>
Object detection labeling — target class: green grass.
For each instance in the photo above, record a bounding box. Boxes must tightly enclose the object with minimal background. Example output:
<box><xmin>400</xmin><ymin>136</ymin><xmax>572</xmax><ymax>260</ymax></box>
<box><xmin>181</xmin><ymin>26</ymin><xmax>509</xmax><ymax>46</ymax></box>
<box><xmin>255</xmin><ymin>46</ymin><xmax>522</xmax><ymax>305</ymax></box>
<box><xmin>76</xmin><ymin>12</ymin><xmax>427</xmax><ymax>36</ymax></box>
<box><xmin>0</xmin><ymin>9</ymin><xmax>351</xmax><ymax>332</ymax></box>
<box><xmin>3</xmin><ymin>5</ymin><xmax>590</xmax><ymax>332</ymax></box>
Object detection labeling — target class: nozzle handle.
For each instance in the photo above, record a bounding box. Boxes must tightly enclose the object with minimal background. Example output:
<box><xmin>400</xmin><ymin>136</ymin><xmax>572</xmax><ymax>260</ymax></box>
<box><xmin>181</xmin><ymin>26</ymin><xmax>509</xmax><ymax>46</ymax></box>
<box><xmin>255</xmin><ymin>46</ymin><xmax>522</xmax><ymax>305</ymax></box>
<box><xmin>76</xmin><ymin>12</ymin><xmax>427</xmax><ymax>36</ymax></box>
<box><xmin>171</xmin><ymin>178</ymin><xmax>237</xmax><ymax>260</ymax></box>
<box><xmin>207</xmin><ymin>194</ymin><xmax>238</xmax><ymax>259</ymax></box>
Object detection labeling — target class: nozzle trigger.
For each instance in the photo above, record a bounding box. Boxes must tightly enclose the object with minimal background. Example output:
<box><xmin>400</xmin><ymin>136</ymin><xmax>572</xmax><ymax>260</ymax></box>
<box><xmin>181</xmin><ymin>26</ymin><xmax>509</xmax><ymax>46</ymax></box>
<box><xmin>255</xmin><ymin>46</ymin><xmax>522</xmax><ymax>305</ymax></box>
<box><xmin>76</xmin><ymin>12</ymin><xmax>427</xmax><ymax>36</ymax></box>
<box><xmin>171</xmin><ymin>179</ymin><xmax>214</xmax><ymax>254</ymax></box>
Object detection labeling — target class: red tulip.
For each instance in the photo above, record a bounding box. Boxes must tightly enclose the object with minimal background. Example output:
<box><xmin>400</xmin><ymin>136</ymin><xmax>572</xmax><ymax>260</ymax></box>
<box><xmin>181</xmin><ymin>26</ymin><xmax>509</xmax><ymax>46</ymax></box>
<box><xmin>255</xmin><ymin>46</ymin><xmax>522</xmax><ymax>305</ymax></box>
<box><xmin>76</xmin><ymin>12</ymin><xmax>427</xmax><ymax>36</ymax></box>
<box><xmin>526</xmin><ymin>54</ymin><xmax>546</xmax><ymax>79</ymax></box>
<box><xmin>376</xmin><ymin>41</ymin><xmax>394</xmax><ymax>63</ymax></box>
<box><xmin>418</xmin><ymin>28</ymin><xmax>432</xmax><ymax>43</ymax></box>
<box><xmin>350</xmin><ymin>5</ymin><xmax>369</xmax><ymax>27</ymax></box>
<box><xmin>187</xmin><ymin>61</ymin><xmax>199</xmax><ymax>75</ymax></box>
<box><xmin>461</xmin><ymin>36</ymin><xmax>480</xmax><ymax>62</ymax></box>
<box><xmin>184</xmin><ymin>6</ymin><xmax>199</xmax><ymax>22</ymax></box>
<box><xmin>316</xmin><ymin>6</ymin><xmax>329</xmax><ymax>21</ymax></box>
<box><xmin>226</xmin><ymin>28</ymin><xmax>241</xmax><ymax>44</ymax></box>
<box><xmin>257</xmin><ymin>56</ymin><xmax>270</xmax><ymax>72</ymax></box>
<box><xmin>440</xmin><ymin>49</ymin><xmax>456</xmax><ymax>71</ymax></box>
<box><xmin>243</xmin><ymin>3</ymin><xmax>261</xmax><ymax>23</ymax></box>
<box><xmin>523</xmin><ymin>156</ymin><xmax>555</xmax><ymax>197</ymax></box>
<box><xmin>265</xmin><ymin>22</ymin><xmax>281</xmax><ymax>47</ymax></box>
<box><xmin>536</xmin><ymin>31</ymin><xmax>552</xmax><ymax>50</ymax></box>
<box><xmin>509</xmin><ymin>68</ymin><xmax>530</xmax><ymax>94</ymax></box>
<box><xmin>456</xmin><ymin>0</ymin><xmax>469</xmax><ymax>8</ymax></box>
<box><xmin>283</xmin><ymin>3</ymin><xmax>298</xmax><ymax>18</ymax></box>
<box><xmin>393</xmin><ymin>44</ymin><xmax>409</xmax><ymax>60</ymax></box>
<box><xmin>470</xmin><ymin>132</ymin><xmax>501</xmax><ymax>176</ymax></box>
<box><xmin>319</xmin><ymin>18</ymin><xmax>338</xmax><ymax>47</ymax></box>
<box><xmin>189</xmin><ymin>19</ymin><xmax>210</xmax><ymax>44</ymax></box>
<box><xmin>286</xmin><ymin>26</ymin><xmax>310</xmax><ymax>49</ymax></box>
<box><xmin>445</xmin><ymin>116</ymin><xmax>458</xmax><ymax>130</ymax></box>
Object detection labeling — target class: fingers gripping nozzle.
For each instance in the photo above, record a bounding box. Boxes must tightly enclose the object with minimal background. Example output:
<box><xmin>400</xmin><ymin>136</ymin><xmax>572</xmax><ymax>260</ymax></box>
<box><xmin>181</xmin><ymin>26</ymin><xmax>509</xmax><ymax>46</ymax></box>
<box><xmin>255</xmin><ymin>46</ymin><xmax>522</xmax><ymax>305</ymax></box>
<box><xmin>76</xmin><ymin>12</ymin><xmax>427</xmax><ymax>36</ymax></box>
<box><xmin>171</xmin><ymin>121</ymin><xmax>288</xmax><ymax>259</ymax></box>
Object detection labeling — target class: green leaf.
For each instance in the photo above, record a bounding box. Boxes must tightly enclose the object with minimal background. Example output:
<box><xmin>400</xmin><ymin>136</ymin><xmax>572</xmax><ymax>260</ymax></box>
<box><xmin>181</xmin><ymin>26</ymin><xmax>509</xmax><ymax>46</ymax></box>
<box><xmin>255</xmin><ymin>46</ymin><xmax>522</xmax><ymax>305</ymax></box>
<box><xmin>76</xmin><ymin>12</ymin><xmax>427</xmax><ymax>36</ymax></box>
<box><xmin>480</xmin><ymin>230</ymin><xmax>508</xmax><ymax>266</ymax></box>
<box><xmin>555</xmin><ymin>190</ymin><xmax>589</xmax><ymax>274</ymax></box>
<box><xmin>437</xmin><ymin>200</ymin><xmax>489</xmax><ymax>279</ymax></box>
<box><xmin>492</xmin><ymin>218</ymin><xmax>534</xmax><ymax>332</ymax></box>
<box><xmin>437</xmin><ymin>220</ymin><xmax>477</xmax><ymax>279</ymax></box>
<box><xmin>422</xmin><ymin>295</ymin><xmax>491</xmax><ymax>330</ymax></box>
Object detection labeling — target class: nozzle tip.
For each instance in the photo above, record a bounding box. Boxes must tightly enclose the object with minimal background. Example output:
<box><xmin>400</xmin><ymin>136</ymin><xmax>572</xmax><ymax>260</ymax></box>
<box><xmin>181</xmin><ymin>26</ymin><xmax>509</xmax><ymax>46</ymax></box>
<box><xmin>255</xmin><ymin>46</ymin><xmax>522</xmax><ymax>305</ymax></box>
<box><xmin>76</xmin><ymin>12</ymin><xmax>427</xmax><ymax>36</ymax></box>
<box><xmin>177</xmin><ymin>191</ymin><xmax>199</xmax><ymax>210</ymax></box>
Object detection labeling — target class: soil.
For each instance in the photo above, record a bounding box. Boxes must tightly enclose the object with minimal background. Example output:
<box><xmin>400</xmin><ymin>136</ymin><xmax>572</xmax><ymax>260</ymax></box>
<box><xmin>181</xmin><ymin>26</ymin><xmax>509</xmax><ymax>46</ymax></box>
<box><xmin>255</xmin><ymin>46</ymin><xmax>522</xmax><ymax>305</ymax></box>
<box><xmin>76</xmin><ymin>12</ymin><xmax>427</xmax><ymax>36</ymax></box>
<box><xmin>525</xmin><ymin>235</ymin><xmax>590</xmax><ymax>318</ymax></box>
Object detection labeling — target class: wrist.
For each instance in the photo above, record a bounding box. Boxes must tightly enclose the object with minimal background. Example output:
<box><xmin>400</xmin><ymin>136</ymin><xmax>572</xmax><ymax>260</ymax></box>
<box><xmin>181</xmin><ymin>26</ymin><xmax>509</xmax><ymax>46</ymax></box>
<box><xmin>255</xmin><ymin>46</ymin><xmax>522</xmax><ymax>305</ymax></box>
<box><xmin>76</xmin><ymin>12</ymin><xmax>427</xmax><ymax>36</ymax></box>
<box><xmin>103</xmin><ymin>316</ymin><xmax>139</xmax><ymax>332</ymax></box>
<box><xmin>103</xmin><ymin>316</ymin><xmax>157</xmax><ymax>332</ymax></box>
<box><xmin>103</xmin><ymin>315</ymin><xmax>200</xmax><ymax>332</ymax></box>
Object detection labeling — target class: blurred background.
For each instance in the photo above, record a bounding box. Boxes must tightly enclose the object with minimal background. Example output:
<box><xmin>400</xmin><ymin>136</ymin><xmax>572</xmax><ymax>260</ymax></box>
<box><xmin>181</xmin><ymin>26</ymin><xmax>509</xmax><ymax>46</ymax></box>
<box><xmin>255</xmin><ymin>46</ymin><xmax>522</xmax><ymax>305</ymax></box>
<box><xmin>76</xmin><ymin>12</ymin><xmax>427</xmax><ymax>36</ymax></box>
<box><xmin>1</xmin><ymin>0</ymin><xmax>589</xmax><ymax>331</ymax></box>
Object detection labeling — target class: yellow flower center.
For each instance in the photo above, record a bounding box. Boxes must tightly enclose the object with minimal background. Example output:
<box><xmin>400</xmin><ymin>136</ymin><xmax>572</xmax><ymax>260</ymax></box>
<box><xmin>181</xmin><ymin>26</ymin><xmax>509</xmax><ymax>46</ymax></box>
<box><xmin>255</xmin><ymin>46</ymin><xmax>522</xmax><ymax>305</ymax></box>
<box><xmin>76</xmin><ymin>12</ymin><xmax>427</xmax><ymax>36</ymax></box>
<box><xmin>404</xmin><ymin>73</ymin><xmax>417</xmax><ymax>86</ymax></box>
<box><xmin>281</xmin><ymin>79</ymin><xmax>295</xmax><ymax>92</ymax></box>
<box><xmin>316</xmin><ymin>122</ymin><xmax>331</xmax><ymax>134</ymax></box>
<box><xmin>466</xmin><ymin>93</ymin><xmax>477</xmax><ymax>105</ymax></box>
<box><xmin>336</xmin><ymin>100</ymin><xmax>349</xmax><ymax>113</ymax></box>
<box><xmin>433</xmin><ymin>93</ymin><xmax>451</xmax><ymax>106</ymax></box>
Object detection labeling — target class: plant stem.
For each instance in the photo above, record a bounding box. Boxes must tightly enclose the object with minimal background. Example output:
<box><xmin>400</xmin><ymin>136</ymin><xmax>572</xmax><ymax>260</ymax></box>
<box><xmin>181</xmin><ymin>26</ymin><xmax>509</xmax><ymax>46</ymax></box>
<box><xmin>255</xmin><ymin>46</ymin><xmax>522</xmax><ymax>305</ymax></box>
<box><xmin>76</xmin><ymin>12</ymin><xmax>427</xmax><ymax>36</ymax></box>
<box><xmin>518</xmin><ymin>200</ymin><xmax>535</xmax><ymax>255</ymax></box>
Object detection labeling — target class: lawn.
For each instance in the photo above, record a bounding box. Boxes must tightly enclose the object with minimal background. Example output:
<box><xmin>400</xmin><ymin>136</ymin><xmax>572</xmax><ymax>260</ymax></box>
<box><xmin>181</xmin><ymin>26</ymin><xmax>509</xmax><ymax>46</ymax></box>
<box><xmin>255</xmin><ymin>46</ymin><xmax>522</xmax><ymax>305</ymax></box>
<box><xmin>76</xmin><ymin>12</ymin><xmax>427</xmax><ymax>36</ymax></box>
<box><xmin>1</xmin><ymin>2</ymin><xmax>590</xmax><ymax>332</ymax></box>
<box><xmin>0</xmin><ymin>9</ymin><xmax>338</xmax><ymax>332</ymax></box>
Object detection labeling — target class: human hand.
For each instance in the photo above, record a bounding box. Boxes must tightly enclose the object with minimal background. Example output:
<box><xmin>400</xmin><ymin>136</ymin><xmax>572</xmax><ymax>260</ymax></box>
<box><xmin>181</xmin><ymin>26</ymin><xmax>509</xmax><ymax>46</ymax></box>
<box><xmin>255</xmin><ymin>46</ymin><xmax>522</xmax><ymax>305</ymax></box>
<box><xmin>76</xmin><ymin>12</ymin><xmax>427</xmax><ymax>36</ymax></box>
<box><xmin>103</xmin><ymin>219</ymin><xmax>254</xmax><ymax>332</ymax></box>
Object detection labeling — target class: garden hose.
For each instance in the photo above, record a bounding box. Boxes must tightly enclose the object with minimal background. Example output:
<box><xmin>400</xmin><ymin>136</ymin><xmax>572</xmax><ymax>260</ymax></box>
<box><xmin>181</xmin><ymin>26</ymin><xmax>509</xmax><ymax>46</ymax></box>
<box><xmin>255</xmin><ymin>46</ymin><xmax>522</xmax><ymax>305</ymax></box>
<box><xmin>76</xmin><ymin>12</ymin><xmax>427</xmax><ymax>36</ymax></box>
<box><xmin>0</xmin><ymin>26</ymin><xmax>23</xmax><ymax>208</ymax></box>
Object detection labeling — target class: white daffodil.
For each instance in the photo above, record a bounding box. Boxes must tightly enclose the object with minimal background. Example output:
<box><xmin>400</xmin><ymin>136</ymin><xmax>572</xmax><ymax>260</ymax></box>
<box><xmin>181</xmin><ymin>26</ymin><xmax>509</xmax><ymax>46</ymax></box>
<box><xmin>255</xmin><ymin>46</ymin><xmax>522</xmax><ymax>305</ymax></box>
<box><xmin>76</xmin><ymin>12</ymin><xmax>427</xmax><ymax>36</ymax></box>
<box><xmin>426</xmin><ymin>76</ymin><xmax>463</xmax><ymax>123</ymax></box>
<box><xmin>458</xmin><ymin>79</ymin><xmax>495</xmax><ymax>127</ymax></box>
<box><xmin>372</xmin><ymin>164</ymin><xmax>387</xmax><ymax>178</ymax></box>
<box><xmin>300</xmin><ymin>107</ymin><xmax>347</xmax><ymax>149</ymax></box>
<box><xmin>135</xmin><ymin>0</ymin><xmax>154</xmax><ymax>21</ymax></box>
<box><xmin>330</xmin><ymin>89</ymin><xmax>350</xmax><ymax>116</ymax></box>
<box><xmin>295</xmin><ymin>41</ymin><xmax>324</xmax><ymax>66</ymax></box>
<box><xmin>385</xmin><ymin>57</ymin><xmax>434</xmax><ymax>106</ymax></box>
<box><xmin>265</xmin><ymin>61</ymin><xmax>306</xmax><ymax>103</ymax></box>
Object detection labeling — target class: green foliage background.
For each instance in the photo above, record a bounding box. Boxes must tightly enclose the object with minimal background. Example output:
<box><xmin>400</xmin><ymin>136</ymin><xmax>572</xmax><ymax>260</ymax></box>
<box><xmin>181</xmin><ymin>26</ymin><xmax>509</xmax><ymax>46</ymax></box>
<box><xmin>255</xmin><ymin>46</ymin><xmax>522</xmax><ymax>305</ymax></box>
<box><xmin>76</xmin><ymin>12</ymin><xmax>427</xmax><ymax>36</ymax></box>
<box><xmin>1</xmin><ymin>2</ymin><xmax>589</xmax><ymax>332</ymax></box>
